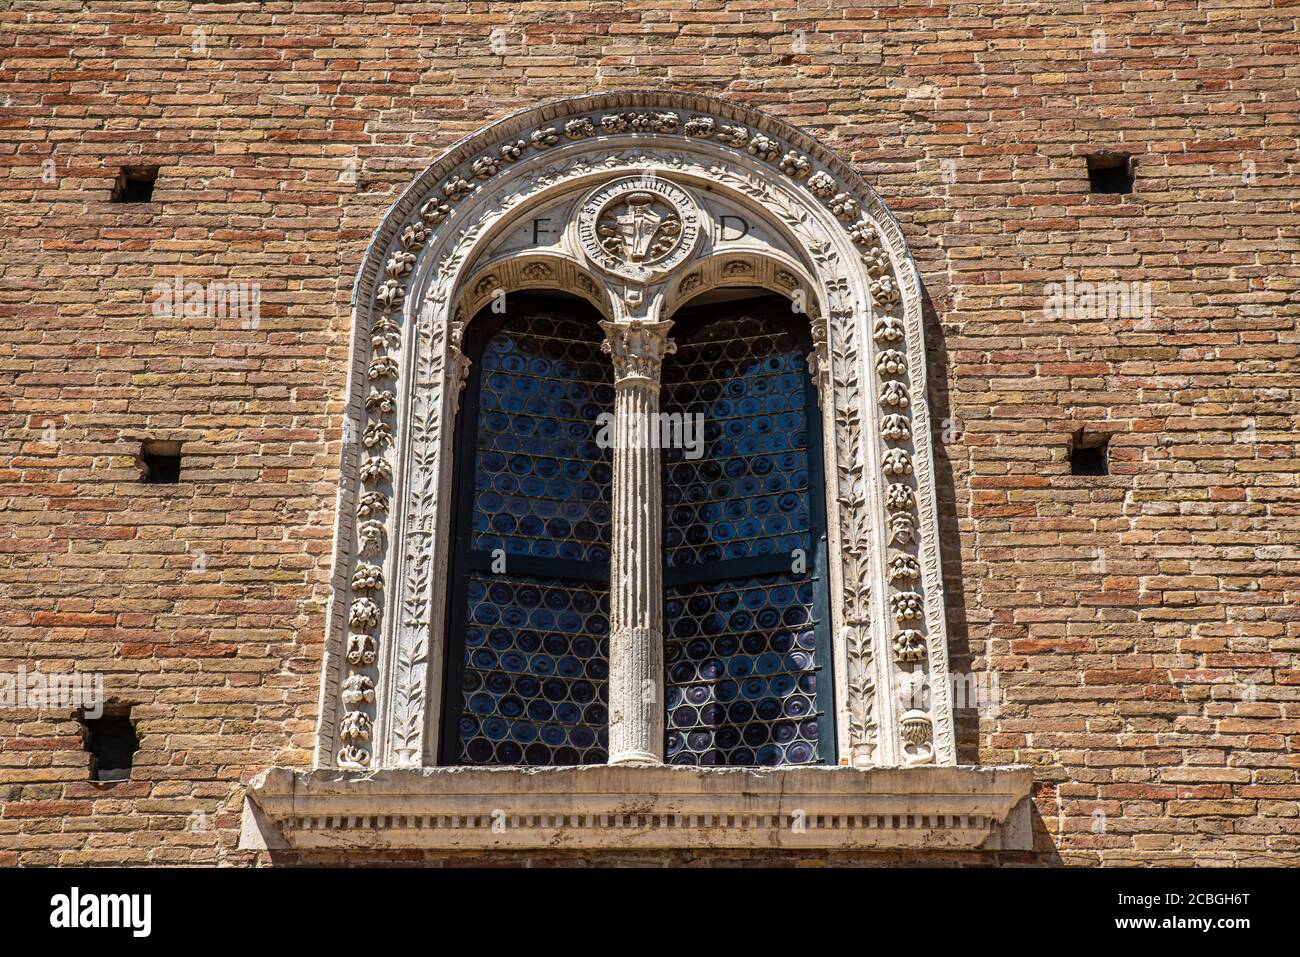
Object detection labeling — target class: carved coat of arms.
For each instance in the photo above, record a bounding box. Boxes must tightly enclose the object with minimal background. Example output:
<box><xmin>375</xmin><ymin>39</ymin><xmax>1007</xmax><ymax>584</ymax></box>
<box><xmin>578</xmin><ymin>176</ymin><xmax>700</xmax><ymax>282</ymax></box>
<box><xmin>597</xmin><ymin>191</ymin><xmax>683</xmax><ymax>266</ymax></box>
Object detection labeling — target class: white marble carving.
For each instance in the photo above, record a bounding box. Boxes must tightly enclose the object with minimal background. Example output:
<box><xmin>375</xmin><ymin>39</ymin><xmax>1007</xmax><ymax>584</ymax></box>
<box><xmin>315</xmin><ymin>92</ymin><xmax>957</xmax><ymax>773</ymax></box>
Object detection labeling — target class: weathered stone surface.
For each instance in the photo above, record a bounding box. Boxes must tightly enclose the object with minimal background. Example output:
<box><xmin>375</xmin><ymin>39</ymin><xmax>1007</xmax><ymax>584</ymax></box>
<box><xmin>241</xmin><ymin>765</ymin><xmax>1034</xmax><ymax>851</ymax></box>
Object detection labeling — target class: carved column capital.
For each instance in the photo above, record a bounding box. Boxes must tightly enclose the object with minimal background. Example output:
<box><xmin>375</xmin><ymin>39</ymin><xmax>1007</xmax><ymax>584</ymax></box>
<box><xmin>600</xmin><ymin>319</ymin><xmax>676</xmax><ymax>384</ymax></box>
<box><xmin>447</xmin><ymin>353</ymin><xmax>471</xmax><ymax>419</ymax></box>
<box><xmin>444</xmin><ymin>315</ymin><xmax>472</xmax><ymax>419</ymax></box>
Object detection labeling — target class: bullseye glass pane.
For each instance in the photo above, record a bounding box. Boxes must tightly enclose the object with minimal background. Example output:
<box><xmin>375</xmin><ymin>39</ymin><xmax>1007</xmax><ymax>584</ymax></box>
<box><xmin>662</xmin><ymin>309</ymin><xmax>829</xmax><ymax>766</ymax></box>
<box><xmin>664</xmin><ymin>574</ymin><xmax>822</xmax><ymax>766</ymax></box>
<box><xmin>661</xmin><ymin>316</ymin><xmax>811</xmax><ymax>568</ymax></box>
<box><xmin>470</xmin><ymin>315</ymin><xmax>614</xmax><ymax>563</ymax></box>
<box><xmin>457</xmin><ymin>572</ymin><xmax>609</xmax><ymax>766</ymax></box>
<box><xmin>449</xmin><ymin>304</ymin><xmax>613</xmax><ymax>766</ymax></box>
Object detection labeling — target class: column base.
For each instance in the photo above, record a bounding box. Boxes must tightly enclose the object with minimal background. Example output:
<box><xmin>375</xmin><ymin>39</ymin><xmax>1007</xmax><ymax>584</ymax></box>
<box><xmin>607</xmin><ymin>750</ymin><xmax>662</xmax><ymax>766</ymax></box>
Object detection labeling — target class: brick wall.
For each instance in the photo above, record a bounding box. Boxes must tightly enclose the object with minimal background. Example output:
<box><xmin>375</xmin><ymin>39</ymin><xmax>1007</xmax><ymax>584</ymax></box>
<box><xmin>1</xmin><ymin>0</ymin><xmax>1297</xmax><ymax>866</ymax></box>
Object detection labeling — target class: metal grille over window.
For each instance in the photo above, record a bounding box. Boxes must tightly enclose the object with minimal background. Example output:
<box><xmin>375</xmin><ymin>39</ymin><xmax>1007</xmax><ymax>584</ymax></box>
<box><xmin>660</xmin><ymin>300</ymin><xmax>834</xmax><ymax>766</ymax></box>
<box><xmin>444</xmin><ymin>299</ymin><xmax>613</xmax><ymax>766</ymax></box>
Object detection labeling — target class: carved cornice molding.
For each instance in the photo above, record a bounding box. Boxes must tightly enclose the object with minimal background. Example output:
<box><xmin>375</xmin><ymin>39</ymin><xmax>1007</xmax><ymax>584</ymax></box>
<box><xmin>242</xmin><ymin>765</ymin><xmax>1033</xmax><ymax>852</ymax></box>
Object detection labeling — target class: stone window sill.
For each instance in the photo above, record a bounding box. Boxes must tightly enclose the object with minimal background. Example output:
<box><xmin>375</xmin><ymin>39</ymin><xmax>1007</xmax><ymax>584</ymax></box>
<box><xmin>241</xmin><ymin>764</ymin><xmax>1033</xmax><ymax>852</ymax></box>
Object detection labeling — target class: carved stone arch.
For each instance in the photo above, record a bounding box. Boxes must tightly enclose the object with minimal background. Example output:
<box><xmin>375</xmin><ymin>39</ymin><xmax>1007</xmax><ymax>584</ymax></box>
<box><xmin>317</xmin><ymin>90</ymin><xmax>957</xmax><ymax>773</ymax></box>
<box><xmin>664</xmin><ymin>251</ymin><xmax>819</xmax><ymax>321</ymax></box>
<box><xmin>455</xmin><ymin>253</ymin><xmax>612</xmax><ymax>324</ymax></box>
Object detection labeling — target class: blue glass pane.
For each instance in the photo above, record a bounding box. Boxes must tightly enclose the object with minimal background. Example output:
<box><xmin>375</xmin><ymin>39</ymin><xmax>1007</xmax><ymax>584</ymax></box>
<box><xmin>470</xmin><ymin>315</ymin><xmax>613</xmax><ymax>563</ymax></box>
<box><xmin>458</xmin><ymin>573</ymin><xmax>609</xmax><ymax>765</ymax></box>
<box><xmin>664</xmin><ymin>575</ymin><xmax>821</xmax><ymax>766</ymax></box>
<box><xmin>454</xmin><ymin>308</ymin><xmax>613</xmax><ymax>767</ymax></box>
<box><xmin>661</xmin><ymin>316</ymin><xmax>811</xmax><ymax>568</ymax></box>
<box><xmin>661</xmin><ymin>312</ymin><xmax>825</xmax><ymax>767</ymax></box>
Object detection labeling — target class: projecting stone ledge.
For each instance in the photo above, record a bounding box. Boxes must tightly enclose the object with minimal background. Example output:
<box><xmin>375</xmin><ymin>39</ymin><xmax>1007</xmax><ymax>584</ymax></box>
<box><xmin>241</xmin><ymin>764</ymin><xmax>1034</xmax><ymax>852</ymax></box>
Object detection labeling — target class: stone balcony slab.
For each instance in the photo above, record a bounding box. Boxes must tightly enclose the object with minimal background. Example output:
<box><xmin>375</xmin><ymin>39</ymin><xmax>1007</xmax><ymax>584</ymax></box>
<box><xmin>241</xmin><ymin>764</ymin><xmax>1033</xmax><ymax>852</ymax></box>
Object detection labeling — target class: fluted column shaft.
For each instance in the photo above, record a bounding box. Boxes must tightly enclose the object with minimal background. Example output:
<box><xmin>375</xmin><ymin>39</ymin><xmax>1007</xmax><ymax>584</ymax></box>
<box><xmin>601</xmin><ymin>319</ymin><xmax>674</xmax><ymax>765</ymax></box>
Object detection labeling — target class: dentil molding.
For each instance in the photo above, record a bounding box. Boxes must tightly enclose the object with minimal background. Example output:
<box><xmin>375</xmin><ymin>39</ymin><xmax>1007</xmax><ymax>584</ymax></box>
<box><xmin>241</xmin><ymin>765</ymin><xmax>1034</xmax><ymax>852</ymax></box>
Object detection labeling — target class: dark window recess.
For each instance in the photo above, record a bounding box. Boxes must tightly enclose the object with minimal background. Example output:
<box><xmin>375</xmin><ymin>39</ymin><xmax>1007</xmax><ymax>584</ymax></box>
<box><xmin>660</xmin><ymin>295</ymin><xmax>836</xmax><ymax>767</ymax></box>
<box><xmin>111</xmin><ymin>165</ymin><xmax>158</xmax><ymax>203</ymax></box>
<box><xmin>1086</xmin><ymin>154</ymin><xmax>1133</xmax><ymax>194</ymax></box>
<box><xmin>140</xmin><ymin>441</ymin><xmax>181</xmax><ymax>484</ymax></box>
<box><xmin>1069</xmin><ymin>430</ymin><xmax>1110</xmax><ymax>476</ymax></box>
<box><xmin>82</xmin><ymin>708</ymin><xmax>139</xmax><ymax>782</ymax></box>
<box><xmin>439</xmin><ymin>293</ymin><xmax>615</xmax><ymax>767</ymax></box>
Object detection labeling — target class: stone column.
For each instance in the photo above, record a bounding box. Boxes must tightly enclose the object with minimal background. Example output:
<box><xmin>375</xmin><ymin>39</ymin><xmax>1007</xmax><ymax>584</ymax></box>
<box><xmin>600</xmin><ymin>319</ymin><xmax>675</xmax><ymax>765</ymax></box>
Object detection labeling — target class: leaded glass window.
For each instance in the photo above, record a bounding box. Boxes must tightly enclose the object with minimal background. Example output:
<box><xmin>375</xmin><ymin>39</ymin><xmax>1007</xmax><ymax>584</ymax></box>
<box><xmin>440</xmin><ymin>294</ymin><xmax>613</xmax><ymax>766</ymax></box>
<box><xmin>660</xmin><ymin>297</ymin><xmax>835</xmax><ymax>766</ymax></box>
<box><xmin>442</xmin><ymin>291</ymin><xmax>834</xmax><ymax>768</ymax></box>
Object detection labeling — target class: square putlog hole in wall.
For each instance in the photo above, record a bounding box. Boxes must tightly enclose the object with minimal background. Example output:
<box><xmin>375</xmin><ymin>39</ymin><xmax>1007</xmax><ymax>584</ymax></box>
<box><xmin>1069</xmin><ymin>429</ymin><xmax>1110</xmax><ymax>476</ymax></box>
<box><xmin>81</xmin><ymin>706</ymin><xmax>140</xmax><ymax>782</ymax></box>
<box><xmin>139</xmin><ymin>440</ymin><xmax>182</xmax><ymax>484</ymax></box>
<box><xmin>110</xmin><ymin>165</ymin><xmax>159</xmax><ymax>203</ymax></box>
<box><xmin>1086</xmin><ymin>154</ymin><xmax>1134</xmax><ymax>194</ymax></box>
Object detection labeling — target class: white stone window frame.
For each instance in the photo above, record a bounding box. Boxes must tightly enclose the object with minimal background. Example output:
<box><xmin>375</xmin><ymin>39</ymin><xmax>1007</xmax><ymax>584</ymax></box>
<box><xmin>243</xmin><ymin>92</ymin><xmax>1031</xmax><ymax>853</ymax></box>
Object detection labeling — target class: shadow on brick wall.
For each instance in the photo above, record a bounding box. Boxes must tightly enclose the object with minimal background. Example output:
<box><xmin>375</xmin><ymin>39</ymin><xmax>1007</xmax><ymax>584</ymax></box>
<box><xmin>920</xmin><ymin>283</ymin><xmax>980</xmax><ymax>766</ymax></box>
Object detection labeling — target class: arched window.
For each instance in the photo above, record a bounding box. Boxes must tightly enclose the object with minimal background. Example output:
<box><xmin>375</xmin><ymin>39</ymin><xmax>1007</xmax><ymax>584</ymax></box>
<box><xmin>442</xmin><ymin>291</ymin><xmax>833</xmax><ymax>769</ymax></box>
<box><xmin>289</xmin><ymin>92</ymin><xmax>1005</xmax><ymax>854</ymax></box>
<box><xmin>440</xmin><ymin>294</ymin><xmax>613</xmax><ymax>766</ymax></box>
<box><xmin>661</xmin><ymin>293</ymin><xmax>834</xmax><ymax>766</ymax></box>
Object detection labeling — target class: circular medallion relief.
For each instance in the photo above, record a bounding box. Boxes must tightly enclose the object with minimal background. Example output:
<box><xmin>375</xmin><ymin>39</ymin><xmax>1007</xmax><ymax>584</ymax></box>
<box><xmin>577</xmin><ymin>176</ymin><xmax>700</xmax><ymax>283</ymax></box>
